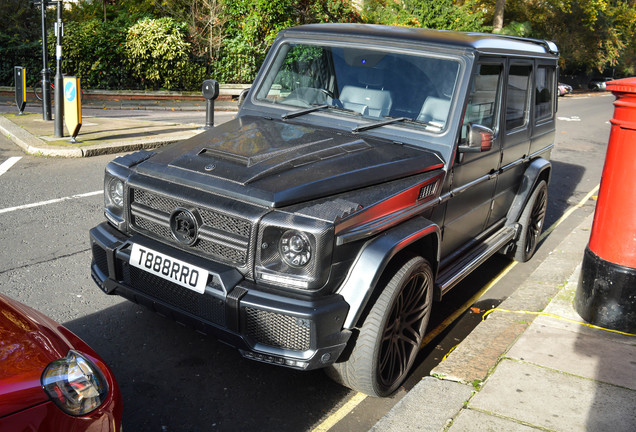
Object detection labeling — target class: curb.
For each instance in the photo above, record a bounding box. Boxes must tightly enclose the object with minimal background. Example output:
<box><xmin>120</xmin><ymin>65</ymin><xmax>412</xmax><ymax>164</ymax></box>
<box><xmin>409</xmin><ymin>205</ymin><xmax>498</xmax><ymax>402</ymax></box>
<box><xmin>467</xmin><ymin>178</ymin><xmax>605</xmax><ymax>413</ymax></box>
<box><xmin>371</xmin><ymin>213</ymin><xmax>594</xmax><ymax>431</ymax></box>
<box><xmin>0</xmin><ymin>115</ymin><xmax>198</xmax><ymax>158</ymax></box>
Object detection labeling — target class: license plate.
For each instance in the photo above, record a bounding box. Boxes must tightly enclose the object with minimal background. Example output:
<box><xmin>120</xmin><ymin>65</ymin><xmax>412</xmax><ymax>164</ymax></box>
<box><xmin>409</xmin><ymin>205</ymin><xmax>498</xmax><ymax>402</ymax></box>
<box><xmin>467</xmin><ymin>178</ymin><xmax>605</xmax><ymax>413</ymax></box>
<box><xmin>130</xmin><ymin>244</ymin><xmax>208</xmax><ymax>294</ymax></box>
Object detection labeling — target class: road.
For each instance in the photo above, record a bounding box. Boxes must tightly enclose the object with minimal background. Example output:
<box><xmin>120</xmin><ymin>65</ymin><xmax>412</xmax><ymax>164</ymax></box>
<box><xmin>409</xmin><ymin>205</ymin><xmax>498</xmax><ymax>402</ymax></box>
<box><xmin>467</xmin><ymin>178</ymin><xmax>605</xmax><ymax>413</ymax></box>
<box><xmin>0</xmin><ymin>93</ymin><xmax>613</xmax><ymax>431</ymax></box>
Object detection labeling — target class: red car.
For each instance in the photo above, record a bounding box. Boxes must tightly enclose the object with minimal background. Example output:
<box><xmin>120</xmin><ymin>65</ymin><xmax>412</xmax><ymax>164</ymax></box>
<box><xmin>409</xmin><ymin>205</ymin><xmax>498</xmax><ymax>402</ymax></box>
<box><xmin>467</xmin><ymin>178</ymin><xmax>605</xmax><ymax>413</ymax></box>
<box><xmin>0</xmin><ymin>293</ymin><xmax>122</xmax><ymax>431</ymax></box>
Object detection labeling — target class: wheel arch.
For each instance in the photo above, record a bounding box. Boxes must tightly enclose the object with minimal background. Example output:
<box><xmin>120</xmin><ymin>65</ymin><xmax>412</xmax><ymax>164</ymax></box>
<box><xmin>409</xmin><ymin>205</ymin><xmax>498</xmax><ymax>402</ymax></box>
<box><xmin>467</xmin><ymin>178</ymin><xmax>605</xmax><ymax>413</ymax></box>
<box><xmin>337</xmin><ymin>216</ymin><xmax>440</xmax><ymax>329</ymax></box>
<box><xmin>507</xmin><ymin>158</ymin><xmax>551</xmax><ymax>225</ymax></box>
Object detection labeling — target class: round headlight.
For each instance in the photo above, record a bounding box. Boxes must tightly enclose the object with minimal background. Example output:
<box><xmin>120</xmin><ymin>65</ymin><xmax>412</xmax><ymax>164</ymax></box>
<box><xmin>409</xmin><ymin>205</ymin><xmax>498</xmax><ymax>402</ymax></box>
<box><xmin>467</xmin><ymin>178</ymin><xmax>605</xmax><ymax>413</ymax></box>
<box><xmin>280</xmin><ymin>230</ymin><xmax>311</xmax><ymax>267</ymax></box>
<box><xmin>41</xmin><ymin>350</ymin><xmax>109</xmax><ymax>416</ymax></box>
<box><xmin>107</xmin><ymin>178</ymin><xmax>124</xmax><ymax>208</ymax></box>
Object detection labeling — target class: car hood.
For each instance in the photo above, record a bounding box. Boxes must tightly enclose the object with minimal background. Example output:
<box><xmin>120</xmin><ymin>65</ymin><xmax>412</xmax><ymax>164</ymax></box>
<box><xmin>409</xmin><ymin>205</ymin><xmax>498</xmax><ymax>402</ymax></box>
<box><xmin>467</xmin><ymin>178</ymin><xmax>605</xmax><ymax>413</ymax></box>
<box><xmin>0</xmin><ymin>295</ymin><xmax>71</xmax><ymax>417</ymax></box>
<box><xmin>138</xmin><ymin>116</ymin><xmax>445</xmax><ymax>207</ymax></box>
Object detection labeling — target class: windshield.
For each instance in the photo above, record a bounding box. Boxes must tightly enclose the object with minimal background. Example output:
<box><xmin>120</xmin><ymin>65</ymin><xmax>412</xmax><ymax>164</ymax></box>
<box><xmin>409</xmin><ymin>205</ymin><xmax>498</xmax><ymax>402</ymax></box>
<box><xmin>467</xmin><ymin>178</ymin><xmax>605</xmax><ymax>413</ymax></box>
<box><xmin>255</xmin><ymin>43</ymin><xmax>461</xmax><ymax>132</ymax></box>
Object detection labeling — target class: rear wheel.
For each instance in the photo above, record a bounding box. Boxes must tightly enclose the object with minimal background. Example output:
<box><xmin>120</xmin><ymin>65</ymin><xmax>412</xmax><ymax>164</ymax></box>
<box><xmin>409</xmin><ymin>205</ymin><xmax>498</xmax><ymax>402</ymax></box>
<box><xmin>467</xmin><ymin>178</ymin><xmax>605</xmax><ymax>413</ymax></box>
<box><xmin>327</xmin><ymin>255</ymin><xmax>434</xmax><ymax>397</ymax></box>
<box><xmin>514</xmin><ymin>180</ymin><xmax>548</xmax><ymax>262</ymax></box>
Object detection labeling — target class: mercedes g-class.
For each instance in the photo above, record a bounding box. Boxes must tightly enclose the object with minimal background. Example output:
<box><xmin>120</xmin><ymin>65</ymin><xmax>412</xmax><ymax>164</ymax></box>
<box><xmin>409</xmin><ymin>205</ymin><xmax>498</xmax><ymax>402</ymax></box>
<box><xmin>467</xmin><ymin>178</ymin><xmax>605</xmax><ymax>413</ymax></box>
<box><xmin>90</xmin><ymin>24</ymin><xmax>559</xmax><ymax>397</ymax></box>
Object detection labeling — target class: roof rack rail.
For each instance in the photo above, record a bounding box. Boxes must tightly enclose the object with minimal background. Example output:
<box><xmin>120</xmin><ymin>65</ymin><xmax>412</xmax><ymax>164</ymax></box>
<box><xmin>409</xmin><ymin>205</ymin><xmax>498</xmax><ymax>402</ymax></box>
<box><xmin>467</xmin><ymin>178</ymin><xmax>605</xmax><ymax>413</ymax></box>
<box><xmin>493</xmin><ymin>34</ymin><xmax>559</xmax><ymax>55</ymax></box>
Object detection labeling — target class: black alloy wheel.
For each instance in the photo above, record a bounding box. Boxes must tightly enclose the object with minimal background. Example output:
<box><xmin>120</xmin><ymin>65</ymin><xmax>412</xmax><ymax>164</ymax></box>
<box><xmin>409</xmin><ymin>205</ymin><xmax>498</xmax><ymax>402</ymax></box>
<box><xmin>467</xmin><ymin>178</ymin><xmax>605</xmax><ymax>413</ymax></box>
<box><xmin>326</xmin><ymin>255</ymin><xmax>434</xmax><ymax>397</ymax></box>
<box><xmin>515</xmin><ymin>180</ymin><xmax>548</xmax><ymax>262</ymax></box>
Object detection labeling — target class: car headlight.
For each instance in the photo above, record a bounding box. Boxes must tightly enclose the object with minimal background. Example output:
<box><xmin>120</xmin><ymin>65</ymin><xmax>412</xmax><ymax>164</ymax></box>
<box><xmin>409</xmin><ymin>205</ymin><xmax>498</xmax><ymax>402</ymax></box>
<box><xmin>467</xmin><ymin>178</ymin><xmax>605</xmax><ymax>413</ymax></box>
<box><xmin>107</xmin><ymin>177</ymin><xmax>124</xmax><ymax>208</ymax></box>
<box><xmin>104</xmin><ymin>168</ymin><xmax>127</xmax><ymax>229</ymax></box>
<box><xmin>256</xmin><ymin>212</ymin><xmax>333</xmax><ymax>290</ymax></box>
<box><xmin>41</xmin><ymin>350</ymin><xmax>109</xmax><ymax>416</ymax></box>
<box><xmin>280</xmin><ymin>230</ymin><xmax>312</xmax><ymax>267</ymax></box>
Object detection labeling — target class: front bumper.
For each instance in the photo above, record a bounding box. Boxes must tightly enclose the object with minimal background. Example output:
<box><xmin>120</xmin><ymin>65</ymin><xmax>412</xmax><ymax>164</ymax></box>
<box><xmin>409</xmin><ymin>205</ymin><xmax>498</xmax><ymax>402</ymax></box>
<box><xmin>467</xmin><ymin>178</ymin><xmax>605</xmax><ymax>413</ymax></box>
<box><xmin>89</xmin><ymin>222</ymin><xmax>351</xmax><ymax>370</ymax></box>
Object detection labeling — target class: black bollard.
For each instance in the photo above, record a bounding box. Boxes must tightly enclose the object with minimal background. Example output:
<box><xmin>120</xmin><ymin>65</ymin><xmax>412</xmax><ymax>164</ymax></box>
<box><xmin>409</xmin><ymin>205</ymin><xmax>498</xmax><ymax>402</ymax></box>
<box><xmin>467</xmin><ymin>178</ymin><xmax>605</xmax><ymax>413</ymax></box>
<box><xmin>202</xmin><ymin>79</ymin><xmax>220</xmax><ymax>129</ymax></box>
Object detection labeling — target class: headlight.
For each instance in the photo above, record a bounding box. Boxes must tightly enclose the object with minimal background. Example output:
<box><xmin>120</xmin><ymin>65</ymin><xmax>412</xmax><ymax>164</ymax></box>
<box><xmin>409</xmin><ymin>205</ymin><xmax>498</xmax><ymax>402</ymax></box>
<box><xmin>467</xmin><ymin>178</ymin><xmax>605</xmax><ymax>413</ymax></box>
<box><xmin>107</xmin><ymin>177</ymin><xmax>124</xmax><ymax>208</ymax></box>
<box><xmin>280</xmin><ymin>230</ymin><xmax>311</xmax><ymax>267</ymax></box>
<box><xmin>256</xmin><ymin>212</ymin><xmax>333</xmax><ymax>290</ymax></box>
<box><xmin>103</xmin><ymin>168</ymin><xmax>127</xmax><ymax>229</ymax></box>
<box><xmin>41</xmin><ymin>350</ymin><xmax>109</xmax><ymax>416</ymax></box>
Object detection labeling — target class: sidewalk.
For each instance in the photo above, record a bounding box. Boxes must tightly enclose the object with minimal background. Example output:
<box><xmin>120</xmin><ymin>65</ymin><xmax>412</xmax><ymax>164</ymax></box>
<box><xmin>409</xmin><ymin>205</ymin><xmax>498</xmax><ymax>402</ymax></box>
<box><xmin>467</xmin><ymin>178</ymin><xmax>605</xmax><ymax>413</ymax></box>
<box><xmin>0</xmin><ymin>95</ymin><xmax>235</xmax><ymax>157</ymax></box>
<box><xmin>371</xmin><ymin>213</ymin><xmax>636</xmax><ymax>432</ymax></box>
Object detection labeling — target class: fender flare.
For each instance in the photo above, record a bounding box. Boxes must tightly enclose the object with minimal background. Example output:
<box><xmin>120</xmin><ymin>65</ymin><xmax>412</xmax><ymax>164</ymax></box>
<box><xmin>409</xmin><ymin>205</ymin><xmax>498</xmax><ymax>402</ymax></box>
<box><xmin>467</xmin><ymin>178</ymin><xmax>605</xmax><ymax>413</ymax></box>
<box><xmin>337</xmin><ymin>216</ymin><xmax>440</xmax><ymax>329</ymax></box>
<box><xmin>507</xmin><ymin>158</ymin><xmax>551</xmax><ymax>225</ymax></box>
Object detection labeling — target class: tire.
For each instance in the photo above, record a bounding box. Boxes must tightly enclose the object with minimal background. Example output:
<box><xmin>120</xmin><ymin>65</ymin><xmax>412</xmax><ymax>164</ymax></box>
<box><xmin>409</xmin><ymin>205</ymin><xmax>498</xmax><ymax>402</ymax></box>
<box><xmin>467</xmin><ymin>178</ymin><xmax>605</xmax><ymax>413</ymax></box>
<box><xmin>514</xmin><ymin>180</ymin><xmax>548</xmax><ymax>262</ymax></box>
<box><xmin>326</xmin><ymin>255</ymin><xmax>434</xmax><ymax>397</ymax></box>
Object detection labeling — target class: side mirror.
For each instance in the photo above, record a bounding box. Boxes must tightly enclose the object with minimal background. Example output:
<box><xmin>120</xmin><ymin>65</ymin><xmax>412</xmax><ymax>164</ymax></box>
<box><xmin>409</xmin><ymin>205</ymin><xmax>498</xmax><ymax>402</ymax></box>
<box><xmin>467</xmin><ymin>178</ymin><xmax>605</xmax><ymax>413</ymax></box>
<box><xmin>459</xmin><ymin>124</ymin><xmax>494</xmax><ymax>153</ymax></box>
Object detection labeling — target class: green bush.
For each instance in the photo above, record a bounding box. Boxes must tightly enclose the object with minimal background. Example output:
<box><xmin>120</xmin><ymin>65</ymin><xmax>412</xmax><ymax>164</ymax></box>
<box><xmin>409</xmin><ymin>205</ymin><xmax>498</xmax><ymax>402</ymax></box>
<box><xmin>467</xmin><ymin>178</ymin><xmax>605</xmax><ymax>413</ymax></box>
<box><xmin>125</xmin><ymin>17</ymin><xmax>205</xmax><ymax>90</ymax></box>
<box><xmin>49</xmin><ymin>19</ymin><xmax>135</xmax><ymax>90</ymax></box>
<box><xmin>214</xmin><ymin>0</ymin><xmax>361</xmax><ymax>83</ymax></box>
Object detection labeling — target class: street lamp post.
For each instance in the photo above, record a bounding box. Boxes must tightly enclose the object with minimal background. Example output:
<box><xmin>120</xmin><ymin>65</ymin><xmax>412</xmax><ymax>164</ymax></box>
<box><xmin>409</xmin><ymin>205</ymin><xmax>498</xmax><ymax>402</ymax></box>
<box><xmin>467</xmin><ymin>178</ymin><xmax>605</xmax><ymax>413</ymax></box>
<box><xmin>54</xmin><ymin>0</ymin><xmax>64</xmax><ymax>137</ymax></box>
<box><xmin>39</xmin><ymin>0</ymin><xmax>52</xmax><ymax>121</ymax></box>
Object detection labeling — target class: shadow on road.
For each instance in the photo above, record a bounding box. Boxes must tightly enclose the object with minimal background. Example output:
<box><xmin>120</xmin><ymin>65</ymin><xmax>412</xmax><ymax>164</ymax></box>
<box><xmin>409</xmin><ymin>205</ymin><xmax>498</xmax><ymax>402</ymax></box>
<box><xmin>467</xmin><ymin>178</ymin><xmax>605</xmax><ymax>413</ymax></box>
<box><xmin>64</xmin><ymin>301</ymin><xmax>350</xmax><ymax>431</ymax></box>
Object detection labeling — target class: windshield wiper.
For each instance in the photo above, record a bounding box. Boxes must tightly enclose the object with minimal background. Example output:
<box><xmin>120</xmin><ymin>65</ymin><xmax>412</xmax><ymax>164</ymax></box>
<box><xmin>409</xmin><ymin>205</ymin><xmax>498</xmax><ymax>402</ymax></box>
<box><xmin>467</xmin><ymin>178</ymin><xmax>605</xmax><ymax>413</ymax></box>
<box><xmin>352</xmin><ymin>117</ymin><xmax>409</xmax><ymax>133</ymax></box>
<box><xmin>281</xmin><ymin>104</ymin><xmax>330</xmax><ymax>120</ymax></box>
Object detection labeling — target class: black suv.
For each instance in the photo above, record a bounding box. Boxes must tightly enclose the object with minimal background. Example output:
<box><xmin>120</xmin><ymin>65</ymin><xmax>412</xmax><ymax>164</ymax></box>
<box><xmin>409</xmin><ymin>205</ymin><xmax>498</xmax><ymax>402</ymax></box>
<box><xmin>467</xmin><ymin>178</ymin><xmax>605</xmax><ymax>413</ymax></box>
<box><xmin>90</xmin><ymin>24</ymin><xmax>559</xmax><ymax>397</ymax></box>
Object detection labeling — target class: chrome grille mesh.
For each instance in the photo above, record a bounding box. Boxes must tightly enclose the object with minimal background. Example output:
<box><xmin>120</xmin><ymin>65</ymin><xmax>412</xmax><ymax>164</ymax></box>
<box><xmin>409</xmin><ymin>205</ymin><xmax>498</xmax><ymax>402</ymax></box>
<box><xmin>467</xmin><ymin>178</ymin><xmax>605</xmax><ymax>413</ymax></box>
<box><xmin>130</xmin><ymin>188</ymin><xmax>252</xmax><ymax>266</ymax></box>
<box><xmin>245</xmin><ymin>307</ymin><xmax>311</xmax><ymax>351</ymax></box>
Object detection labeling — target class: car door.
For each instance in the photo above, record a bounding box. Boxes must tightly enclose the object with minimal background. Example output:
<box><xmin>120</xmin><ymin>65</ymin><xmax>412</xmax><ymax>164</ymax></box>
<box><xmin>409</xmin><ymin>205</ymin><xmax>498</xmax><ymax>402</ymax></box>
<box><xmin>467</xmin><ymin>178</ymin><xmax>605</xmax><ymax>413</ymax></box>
<box><xmin>441</xmin><ymin>61</ymin><xmax>504</xmax><ymax>257</ymax></box>
<box><xmin>487</xmin><ymin>60</ymin><xmax>533</xmax><ymax>226</ymax></box>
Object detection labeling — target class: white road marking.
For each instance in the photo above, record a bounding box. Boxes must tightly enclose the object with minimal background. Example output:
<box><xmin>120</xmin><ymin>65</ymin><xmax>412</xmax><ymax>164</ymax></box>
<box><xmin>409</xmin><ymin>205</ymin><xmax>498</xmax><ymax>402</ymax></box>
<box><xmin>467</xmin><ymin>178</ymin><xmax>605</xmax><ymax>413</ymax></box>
<box><xmin>557</xmin><ymin>116</ymin><xmax>581</xmax><ymax>122</ymax></box>
<box><xmin>0</xmin><ymin>190</ymin><xmax>102</xmax><ymax>215</ymax></box>
<box><xmin>0</xmin><ymin>156</ymin><xmax>22</xmax><ymax>176</ymax></box>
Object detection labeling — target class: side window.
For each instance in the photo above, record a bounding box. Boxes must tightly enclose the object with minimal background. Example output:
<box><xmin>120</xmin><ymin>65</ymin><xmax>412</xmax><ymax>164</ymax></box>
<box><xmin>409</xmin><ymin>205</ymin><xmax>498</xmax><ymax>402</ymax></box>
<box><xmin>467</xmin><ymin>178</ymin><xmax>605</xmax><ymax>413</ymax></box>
<box><xmin>535</xmin><ymin>66</ymin><xmax>555</xmax><ymax>123</ymax></box>
<box><xmin>462</xmin><ymin>63</ymin><xmax>502</xmax><ymax>139</ymax></box>
<box><xmin>506</xmin><ymin>64</ymin><xmax>532</xmax><ymax>131</ymax></box>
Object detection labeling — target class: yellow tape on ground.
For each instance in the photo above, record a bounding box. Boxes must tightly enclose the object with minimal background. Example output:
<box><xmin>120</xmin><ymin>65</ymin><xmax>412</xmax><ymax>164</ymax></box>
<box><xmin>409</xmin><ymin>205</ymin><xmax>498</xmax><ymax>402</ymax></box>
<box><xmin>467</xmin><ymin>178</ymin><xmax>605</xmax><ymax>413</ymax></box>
<box><xmin>482</xmin><ymin>308</ymin><xmax>636</xmax><ymax>337</ymax></box>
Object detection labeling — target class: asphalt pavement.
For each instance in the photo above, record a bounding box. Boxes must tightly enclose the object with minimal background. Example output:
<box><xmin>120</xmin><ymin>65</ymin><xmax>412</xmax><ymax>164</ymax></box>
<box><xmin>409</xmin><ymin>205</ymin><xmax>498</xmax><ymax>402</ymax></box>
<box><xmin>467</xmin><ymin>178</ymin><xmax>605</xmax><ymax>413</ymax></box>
<box><xmin>2</xmin><ymin>92</ymin><xmax>635</xmax><ymax>432</ymax></box>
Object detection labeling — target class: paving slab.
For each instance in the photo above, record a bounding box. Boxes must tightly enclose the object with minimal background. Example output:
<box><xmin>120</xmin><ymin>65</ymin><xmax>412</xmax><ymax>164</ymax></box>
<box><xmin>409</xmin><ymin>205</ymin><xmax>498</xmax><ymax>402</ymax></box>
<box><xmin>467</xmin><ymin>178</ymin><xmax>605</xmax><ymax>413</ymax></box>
<box><xmin>507</xmin><ymin>318</ymin><xmax>636</xmax><ymax>390</ymax></box>
<box><xmin>448</xmin><ymin>408</ymin><xmax>542</xmax><ymax>431</ymax></box>
<box><xmin>370</xmin><ymin>377</ymin><xmax>474</xmax><ymax>432</ymax></box>
<box><xmin>469</xmin><ymin>359</ymin><xmax>636</xmax><ymax>432</ymax></box>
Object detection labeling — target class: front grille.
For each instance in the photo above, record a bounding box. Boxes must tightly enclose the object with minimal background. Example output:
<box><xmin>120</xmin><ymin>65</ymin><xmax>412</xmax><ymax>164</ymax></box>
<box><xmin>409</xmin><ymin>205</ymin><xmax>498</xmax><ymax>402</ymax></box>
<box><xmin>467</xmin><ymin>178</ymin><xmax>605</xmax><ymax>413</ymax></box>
<box><xmin>125</xmin><ymin>265</ymin><xmax>225</xmax><ymax>326</ymax></box>
<box><xmin>245</xmin><ymin>307</ymin><xmax>311</xmax><ymax>351</ymax></box>
<box><xmin>130</xmin><ymin>189</ymin><xmax>252</xmax><ymax>266</ymax></box>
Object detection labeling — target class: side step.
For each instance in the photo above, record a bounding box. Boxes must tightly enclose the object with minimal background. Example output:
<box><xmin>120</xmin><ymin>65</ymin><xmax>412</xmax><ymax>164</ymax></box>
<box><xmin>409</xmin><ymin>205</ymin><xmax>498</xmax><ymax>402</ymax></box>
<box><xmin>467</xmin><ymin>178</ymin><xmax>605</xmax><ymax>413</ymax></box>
<box><xmin>435</xmin><ymin>225</ymin><xmax>517</xmax><ymax>299</ymax></box>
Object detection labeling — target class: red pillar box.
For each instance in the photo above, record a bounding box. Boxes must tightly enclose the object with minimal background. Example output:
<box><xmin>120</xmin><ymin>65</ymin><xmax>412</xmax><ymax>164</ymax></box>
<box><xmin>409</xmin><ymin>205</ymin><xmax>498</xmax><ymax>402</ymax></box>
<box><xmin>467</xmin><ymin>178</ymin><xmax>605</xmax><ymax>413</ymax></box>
<box><xmin>575</xmin><ymin>78</ymin><xmax>636</xmax><ymax>333</ymax></box>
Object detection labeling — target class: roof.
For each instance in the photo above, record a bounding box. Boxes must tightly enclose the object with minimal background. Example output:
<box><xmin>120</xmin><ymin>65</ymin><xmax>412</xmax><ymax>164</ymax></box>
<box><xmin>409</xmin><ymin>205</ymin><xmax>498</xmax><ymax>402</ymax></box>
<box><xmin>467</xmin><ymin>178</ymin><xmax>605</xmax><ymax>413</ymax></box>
<box><xmin>282</xmin><ymin>24</ymin><xmax>559</xmax><ymax>57</ymax></box>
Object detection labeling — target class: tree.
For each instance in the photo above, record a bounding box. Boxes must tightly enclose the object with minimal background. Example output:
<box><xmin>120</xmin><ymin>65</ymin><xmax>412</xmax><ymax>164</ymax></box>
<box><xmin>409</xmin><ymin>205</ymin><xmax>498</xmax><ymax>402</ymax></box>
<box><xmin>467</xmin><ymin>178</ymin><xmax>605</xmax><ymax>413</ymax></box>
<box><xmin>363</xmin><ymin>0</ymin><xmax>489</xmax><ymax>31</ymax></box>
<box><xmin>0</xmin><ymin>0</ymin><xmax>42</xmax><ymax>86</ymax></box>
<box><xmin>493</xmin><ymin>0</ymin><xmax>505</xmax><ymax>32</ymax></box>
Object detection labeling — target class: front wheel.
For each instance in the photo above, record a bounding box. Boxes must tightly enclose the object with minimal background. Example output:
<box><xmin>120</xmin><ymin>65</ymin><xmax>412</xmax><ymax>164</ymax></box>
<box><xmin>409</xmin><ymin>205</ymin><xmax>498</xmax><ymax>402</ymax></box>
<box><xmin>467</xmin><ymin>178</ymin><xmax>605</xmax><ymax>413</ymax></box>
<box><xmin>326</xmin><ymin>255</ymin><xmax>434</xmax><ymax>397</ymax></box>
<box><xmin>514</xmin><ymin>180</ymin><xmax>548</xmax><ymax>262</ymax></box>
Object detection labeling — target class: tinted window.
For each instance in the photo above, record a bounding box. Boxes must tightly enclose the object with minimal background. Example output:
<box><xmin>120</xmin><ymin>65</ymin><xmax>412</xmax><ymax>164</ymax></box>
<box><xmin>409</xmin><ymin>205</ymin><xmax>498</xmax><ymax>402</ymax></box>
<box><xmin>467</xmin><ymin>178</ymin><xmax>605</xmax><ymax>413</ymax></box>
<box><xmin>506</xmin><ymin>64</ymin><xmax>532</xmax><ymax>130</ymax></box>
<box><xmin>256</xmin><ymin>43</ymin><xmax>461</xmax><ymax>131</ymax></box>
<box><xmin>464</xmin><ymin>64</ymin><xmax>502</xmax><ymax>131</ymax></box>
<box><xmin>535</xmin><ymin>66</ymin><xmax>555</xmax><ymax>122</ymax></box>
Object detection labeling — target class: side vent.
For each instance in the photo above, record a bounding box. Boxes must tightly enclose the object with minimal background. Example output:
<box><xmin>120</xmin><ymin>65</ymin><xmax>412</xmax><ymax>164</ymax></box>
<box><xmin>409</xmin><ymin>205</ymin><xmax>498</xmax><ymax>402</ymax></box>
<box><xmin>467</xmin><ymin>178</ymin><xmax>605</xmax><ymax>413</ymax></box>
<box><xmin>418</xmin><ymin>180</ymin><xmax>439</xmax><ymax>201</ymax></box>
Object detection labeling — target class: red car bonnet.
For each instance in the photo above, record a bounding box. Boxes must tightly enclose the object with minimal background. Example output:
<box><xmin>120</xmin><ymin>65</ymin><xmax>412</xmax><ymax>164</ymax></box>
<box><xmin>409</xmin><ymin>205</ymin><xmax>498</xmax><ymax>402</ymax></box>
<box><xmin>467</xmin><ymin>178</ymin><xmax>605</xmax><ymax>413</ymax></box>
<box><xmin>0</xmin><ymin>294</ymin><xmax>73</xmax><ymax>418</ymax></box>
